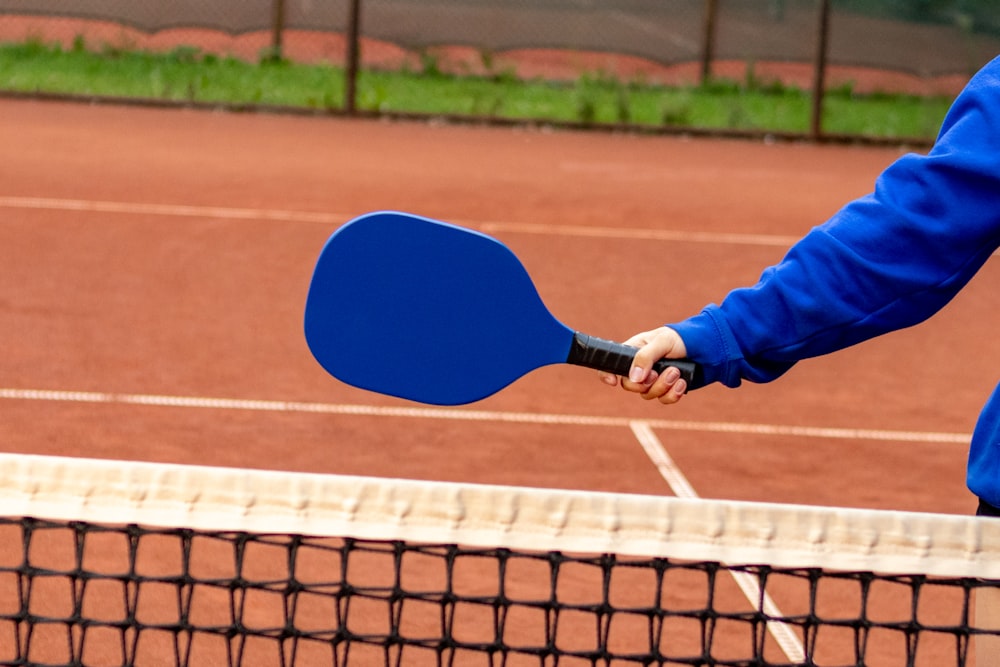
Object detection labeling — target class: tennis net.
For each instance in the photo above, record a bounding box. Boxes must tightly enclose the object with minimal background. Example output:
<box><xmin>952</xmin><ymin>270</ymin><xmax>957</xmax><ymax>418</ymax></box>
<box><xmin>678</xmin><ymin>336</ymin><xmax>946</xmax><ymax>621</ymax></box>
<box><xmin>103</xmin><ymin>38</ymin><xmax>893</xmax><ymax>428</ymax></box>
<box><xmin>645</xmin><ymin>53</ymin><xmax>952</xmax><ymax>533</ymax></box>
<box><xmin>2</xmin><ymin>453</ymin><xmax>999</xmax><ymax>666</ymax></box>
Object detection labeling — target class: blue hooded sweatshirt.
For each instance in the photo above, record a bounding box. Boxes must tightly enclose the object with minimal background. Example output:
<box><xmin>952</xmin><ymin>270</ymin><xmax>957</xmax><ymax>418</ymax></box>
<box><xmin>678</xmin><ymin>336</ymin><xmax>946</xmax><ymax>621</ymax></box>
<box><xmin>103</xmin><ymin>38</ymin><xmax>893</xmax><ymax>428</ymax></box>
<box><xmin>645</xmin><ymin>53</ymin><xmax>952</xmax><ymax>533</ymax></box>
<box><xmin>669</xmin><ymin>56</ymin><xmax>1000</xmax><ymax>506</ymax></box>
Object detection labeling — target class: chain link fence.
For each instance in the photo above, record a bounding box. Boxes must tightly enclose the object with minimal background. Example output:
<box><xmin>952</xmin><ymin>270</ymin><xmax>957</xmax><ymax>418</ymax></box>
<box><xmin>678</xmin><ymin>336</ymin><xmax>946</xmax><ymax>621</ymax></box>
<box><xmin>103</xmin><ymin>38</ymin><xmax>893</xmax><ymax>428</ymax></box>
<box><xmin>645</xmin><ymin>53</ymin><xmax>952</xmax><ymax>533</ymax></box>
<box><xmin>1</xmin><ymin>0</ymin><xmax>998</xmax><ymax>140</ymax></box>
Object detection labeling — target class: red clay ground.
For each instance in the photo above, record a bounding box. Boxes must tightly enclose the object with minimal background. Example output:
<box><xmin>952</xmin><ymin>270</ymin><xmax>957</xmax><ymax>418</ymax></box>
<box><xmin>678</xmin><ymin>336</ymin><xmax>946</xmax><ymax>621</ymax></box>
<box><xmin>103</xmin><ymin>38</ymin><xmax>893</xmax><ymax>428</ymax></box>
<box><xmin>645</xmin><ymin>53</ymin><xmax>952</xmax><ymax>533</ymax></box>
<box><xmin>1</xmin><ymin>97</ymin><xmax>997</xmax><ymax>663</ymax></box>
<box><xmin>2</xmin><ymin>97</ymin><xmax>994</xmax><ymax>509</ymax></box>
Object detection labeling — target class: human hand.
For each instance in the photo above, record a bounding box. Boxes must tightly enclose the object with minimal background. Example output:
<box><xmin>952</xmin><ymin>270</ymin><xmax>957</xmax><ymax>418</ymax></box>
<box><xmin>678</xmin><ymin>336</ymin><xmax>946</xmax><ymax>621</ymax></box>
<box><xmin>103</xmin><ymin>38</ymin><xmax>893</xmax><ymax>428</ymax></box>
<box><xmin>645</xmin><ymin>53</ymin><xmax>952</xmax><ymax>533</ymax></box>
<box><xmin>598</xmin><ymin>326</ymin><xmax>689</xmax><ymax>404</ymax></box>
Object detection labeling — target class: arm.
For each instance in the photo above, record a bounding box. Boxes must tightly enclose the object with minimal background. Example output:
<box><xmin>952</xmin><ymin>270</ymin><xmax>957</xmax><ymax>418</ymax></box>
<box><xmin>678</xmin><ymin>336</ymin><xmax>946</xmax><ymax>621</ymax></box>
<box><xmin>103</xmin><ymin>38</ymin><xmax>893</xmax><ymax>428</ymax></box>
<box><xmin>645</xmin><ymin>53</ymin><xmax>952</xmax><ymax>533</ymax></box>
<box><xmin>613</xmin><ymin>56</ymin><xmax>1000</xmax><ymax>398</ymax></box>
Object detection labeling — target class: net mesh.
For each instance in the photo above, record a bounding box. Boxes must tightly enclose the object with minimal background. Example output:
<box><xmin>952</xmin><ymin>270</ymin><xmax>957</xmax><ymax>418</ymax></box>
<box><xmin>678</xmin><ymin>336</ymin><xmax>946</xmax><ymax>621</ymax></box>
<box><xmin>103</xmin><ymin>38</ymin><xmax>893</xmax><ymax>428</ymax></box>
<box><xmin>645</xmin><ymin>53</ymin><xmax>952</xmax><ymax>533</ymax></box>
<box><xmin>2</xmin><ymin>453</ymin><xmax>999</xmax><ymax>666</ymax></box>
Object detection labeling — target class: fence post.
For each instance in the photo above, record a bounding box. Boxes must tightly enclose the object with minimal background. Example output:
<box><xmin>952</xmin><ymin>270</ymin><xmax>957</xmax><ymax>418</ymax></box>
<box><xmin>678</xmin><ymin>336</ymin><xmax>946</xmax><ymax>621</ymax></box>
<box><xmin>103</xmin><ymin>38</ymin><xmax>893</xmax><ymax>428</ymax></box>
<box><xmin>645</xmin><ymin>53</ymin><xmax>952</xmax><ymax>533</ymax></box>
<box><xmin>270</xmin><ymin>0</ymin><xmax>286</xmax><ymax>61</ymax></box>
<box><xmin>810</xmin><ymin>0</ymin><xmax>831</xmax><ymax>139</ymax></box>
<box><xmin>345</xmin><ymin>0</ymin><xmax>362</xmax><ymax>114</ymax></box>
<box><xmin>700</xmin><ymin>0</ymin><xmax>718</xmax><ymax>85</ymax></box>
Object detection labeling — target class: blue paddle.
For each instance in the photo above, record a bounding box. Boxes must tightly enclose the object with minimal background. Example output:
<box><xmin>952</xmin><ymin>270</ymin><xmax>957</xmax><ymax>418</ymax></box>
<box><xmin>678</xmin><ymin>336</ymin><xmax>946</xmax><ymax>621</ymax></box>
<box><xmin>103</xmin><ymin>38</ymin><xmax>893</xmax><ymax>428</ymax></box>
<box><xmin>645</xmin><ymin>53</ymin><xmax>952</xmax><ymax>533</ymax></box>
<box><xmin>304</xmin><ymin>211</ymin><xmax>699</xmax><ymax>405</ymax></box>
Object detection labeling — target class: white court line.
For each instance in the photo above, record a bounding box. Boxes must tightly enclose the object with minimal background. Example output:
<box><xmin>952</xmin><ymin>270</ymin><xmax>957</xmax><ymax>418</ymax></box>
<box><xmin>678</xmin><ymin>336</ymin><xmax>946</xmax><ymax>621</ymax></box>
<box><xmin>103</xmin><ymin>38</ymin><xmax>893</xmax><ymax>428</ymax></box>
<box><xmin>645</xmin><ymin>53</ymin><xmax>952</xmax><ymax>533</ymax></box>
<box><xmin>629</xmin><ymin>421</ymin><xmax>807</xmax><ymax>664</ymax></box>
<box><xmin>629</xmin><ymin>420</ymin><xmax>699</xmax><ymax>500</ymax></box>
<box><xmin>0</xmin><ymin>195</ymin><xmax>799</xmax><ymax>247</ymax></box>
<box><xmin>0</xmin><ymin>388</ymin><xmax>970</xmax><ymax>445</ymax></box>
<box><xmin>478</xmin><ymin>220</ymin><xmax>799</xmax><ymax>247</ymax></box>
<box><xmin>0</xmin><ymin>195</ymin><xmax>349</xmax><ymax>225</ymax></box>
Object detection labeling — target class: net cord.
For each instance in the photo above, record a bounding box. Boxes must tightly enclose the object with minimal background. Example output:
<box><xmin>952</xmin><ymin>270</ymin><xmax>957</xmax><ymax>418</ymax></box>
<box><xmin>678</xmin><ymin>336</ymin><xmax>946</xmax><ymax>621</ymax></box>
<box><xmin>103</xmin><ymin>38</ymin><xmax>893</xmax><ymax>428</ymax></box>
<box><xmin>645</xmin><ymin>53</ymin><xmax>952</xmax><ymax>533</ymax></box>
<box><xmin>0</xmin><ymin>452</ymin><xmax>997</xmax><ymax>579</ymax></box>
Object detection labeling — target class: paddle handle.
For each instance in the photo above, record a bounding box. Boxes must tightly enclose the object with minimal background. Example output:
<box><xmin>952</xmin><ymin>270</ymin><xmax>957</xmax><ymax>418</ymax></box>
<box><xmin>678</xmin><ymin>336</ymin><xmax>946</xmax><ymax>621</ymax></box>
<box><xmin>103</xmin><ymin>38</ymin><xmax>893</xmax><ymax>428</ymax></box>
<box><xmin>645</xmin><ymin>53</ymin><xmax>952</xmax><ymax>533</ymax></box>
<box><xmin>567</xmin><ymin>332</ymin><xmax>700</xmax><ymax>389</ymax></box>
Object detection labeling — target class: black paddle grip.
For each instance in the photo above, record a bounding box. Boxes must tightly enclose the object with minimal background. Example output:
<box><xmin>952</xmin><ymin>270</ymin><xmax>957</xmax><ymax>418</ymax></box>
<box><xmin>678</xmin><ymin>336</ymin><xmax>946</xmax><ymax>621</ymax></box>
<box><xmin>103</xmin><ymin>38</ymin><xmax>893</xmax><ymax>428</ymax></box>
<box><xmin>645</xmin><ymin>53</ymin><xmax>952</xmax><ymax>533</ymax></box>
<box><xmin>567</xmin><ymin>332</ymin><xmax>700</xmax><ymax>390</ymax></box>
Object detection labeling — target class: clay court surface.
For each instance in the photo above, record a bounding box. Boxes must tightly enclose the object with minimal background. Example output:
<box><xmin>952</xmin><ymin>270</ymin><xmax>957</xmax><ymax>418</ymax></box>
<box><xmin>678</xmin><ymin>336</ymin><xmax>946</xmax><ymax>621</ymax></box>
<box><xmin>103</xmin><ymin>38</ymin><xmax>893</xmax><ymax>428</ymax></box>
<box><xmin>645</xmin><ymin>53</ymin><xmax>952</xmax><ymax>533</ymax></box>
<box><xmin>1</xmin><ymin>96</ymin><xmax>997</xmax><ymax>515</ymax></box>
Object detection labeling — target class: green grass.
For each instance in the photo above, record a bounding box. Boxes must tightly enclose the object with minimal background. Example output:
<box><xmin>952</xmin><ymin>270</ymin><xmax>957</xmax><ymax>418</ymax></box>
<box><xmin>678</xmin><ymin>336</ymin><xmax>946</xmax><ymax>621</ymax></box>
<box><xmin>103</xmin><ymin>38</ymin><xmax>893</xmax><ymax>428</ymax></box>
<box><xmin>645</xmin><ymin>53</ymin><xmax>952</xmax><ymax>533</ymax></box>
<box><xmin>0</xmin><ymin>40</ymin><xmax>347</xmax><ymax>109</ymax></box>
<box><xmin>0</xmin><ymin>38</ymin><xmax>955</xmax><ymax>141</ymax></box>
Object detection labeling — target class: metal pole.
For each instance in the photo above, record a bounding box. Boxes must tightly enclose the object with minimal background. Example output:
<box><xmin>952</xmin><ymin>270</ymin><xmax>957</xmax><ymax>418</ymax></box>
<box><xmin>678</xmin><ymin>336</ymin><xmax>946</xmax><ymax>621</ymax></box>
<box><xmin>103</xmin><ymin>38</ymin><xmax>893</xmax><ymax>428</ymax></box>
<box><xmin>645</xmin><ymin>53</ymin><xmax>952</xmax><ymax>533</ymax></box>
<box><xmin>270</xmin><ymin>0</ymin><xmax>286</xmax><ymax>62</ymax></box>
<box><xmin>810</xmin><ymin>0</ymin><xmax>831</xmax><ymax>139</ymax></box>
<box><xmin>345</xmin><ymin>0</ymin><xmax>362</xmax><ymax>114</ymax></box>
<box><xmin>700</xmin><ymin>0</ymin><xmax>718</xmax><ymax>85</ymax></box>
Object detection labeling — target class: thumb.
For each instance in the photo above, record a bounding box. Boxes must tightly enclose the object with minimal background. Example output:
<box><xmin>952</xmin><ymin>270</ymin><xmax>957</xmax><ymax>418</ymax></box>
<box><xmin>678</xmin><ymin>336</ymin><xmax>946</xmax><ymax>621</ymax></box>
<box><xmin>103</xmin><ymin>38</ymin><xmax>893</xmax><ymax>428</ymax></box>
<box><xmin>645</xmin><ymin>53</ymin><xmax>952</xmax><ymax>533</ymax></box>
<box><xmin>628</xmin><ymin>327</ymin><xmax>687</xmax><ymax>383</ymax></box>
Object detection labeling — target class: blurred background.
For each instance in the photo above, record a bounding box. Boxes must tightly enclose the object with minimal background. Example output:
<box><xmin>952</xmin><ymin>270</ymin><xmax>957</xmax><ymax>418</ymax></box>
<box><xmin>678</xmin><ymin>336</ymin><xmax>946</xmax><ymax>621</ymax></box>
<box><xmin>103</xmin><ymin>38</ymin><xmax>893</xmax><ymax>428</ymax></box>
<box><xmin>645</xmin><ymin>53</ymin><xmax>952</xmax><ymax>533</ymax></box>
<box><xmin>2</xmin><ymin>0</ymin><xmax>999</xmax><ymax>141</ymax></box>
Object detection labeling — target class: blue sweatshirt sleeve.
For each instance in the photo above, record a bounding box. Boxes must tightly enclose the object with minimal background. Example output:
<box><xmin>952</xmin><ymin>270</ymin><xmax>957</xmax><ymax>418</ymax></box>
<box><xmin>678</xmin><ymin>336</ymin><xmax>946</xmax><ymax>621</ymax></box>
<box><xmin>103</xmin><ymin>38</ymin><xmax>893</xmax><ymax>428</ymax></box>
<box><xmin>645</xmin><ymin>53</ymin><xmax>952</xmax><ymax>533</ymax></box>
<box><xmin>672</xmin><ymin>56</ymin><xmax>1000</xmax><ymax>389</ymax></box>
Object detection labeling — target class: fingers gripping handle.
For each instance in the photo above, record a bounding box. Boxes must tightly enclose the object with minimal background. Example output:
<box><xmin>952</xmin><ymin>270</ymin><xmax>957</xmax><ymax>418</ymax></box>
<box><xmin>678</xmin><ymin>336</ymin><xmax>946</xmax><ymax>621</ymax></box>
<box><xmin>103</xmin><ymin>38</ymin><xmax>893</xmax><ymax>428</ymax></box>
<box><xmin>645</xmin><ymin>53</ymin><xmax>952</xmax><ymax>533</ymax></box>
<box><xmin>567</xmin><ymin>332</ymin><xmax>700</xmax><ymax>389</ymax></box>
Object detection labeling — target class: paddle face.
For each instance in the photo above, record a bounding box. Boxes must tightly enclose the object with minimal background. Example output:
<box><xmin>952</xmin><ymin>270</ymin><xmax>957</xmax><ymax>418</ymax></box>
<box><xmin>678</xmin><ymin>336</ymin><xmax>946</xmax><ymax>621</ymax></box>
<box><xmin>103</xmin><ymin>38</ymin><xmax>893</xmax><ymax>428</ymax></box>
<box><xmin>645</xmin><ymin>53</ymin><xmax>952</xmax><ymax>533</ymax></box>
<box><xmin>305</xmin><ymin>212</ymin><xmax>574</xmax><ymax>405</ymax></box>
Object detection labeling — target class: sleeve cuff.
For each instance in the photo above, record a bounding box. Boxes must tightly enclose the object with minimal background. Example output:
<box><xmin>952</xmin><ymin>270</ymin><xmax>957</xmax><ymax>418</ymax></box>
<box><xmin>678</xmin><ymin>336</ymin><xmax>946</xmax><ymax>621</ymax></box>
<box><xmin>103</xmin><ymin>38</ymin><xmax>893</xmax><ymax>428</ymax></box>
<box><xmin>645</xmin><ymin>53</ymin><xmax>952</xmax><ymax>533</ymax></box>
<box><xmin>668</xmin><ymin>306</ymin><xmax>744</xmax><ymax>389</ymax></box>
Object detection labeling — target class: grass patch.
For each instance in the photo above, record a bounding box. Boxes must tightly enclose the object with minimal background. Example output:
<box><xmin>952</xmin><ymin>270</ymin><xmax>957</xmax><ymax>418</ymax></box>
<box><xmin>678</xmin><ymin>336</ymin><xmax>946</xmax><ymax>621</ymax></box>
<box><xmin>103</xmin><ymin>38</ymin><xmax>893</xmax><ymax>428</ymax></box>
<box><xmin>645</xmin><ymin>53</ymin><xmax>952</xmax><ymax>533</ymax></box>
<box><xmin>0</xmin><ymin>38</ymin><xmax>954</xmax><ymax>140</ymax></box>
<box><xmin>0</xmin><ymin>39</ymin><xmax>345</xmax><ymax>109</ymax></box>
